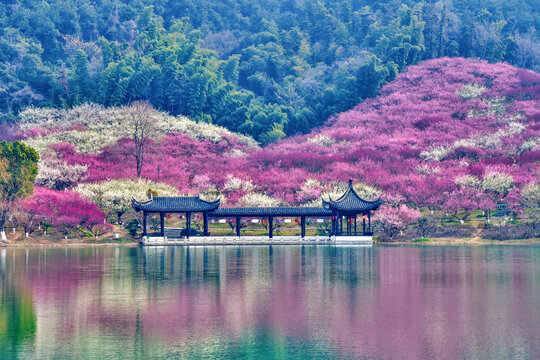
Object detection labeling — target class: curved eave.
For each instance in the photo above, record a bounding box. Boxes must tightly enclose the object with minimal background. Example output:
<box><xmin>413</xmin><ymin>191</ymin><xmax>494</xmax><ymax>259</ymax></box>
<box><xmin>198</xmin><ymin>196</ymin><xmax>221</xmax><ymax>206</ymax></box>
<box><xmin>322</xmin><ymin>197</ymin><xmax>381</xmax><ymax>212</ymax></box>
<box><xmin>132</xmin><ymin>198</ymin><xmax>152</xmax><ymax>212</ymax></box>
<box><xmin>131</xmin><ymin>196</ymin><xmax>221</xmax><ymax>213</ymax></box>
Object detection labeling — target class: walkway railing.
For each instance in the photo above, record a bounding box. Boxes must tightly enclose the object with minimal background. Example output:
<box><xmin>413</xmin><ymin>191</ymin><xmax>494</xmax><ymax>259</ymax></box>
<box><xmin>142</xmin><ymin>235</ymin><xmax>334</xmax><ymax>245</ymax></box>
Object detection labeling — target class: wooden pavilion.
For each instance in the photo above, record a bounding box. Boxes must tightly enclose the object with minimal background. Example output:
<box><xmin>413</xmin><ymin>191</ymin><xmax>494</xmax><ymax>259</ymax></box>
<box><xmin>132</xmin><ymin>179</ymin><xmax>380</xmax><ymax>244</ymax></box>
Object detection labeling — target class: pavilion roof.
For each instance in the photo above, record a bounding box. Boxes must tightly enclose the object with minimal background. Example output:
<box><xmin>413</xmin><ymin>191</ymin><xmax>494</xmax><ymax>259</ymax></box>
<box><xmin>131</xmin><ymin>180</ymin><xmax>381</xmax><ymax>215</ymax></box>
<box><xmin>209</xmin><ymin>207</ymin><xmax>332</xmax><ymax>217</ymax></box>
<box><xmin>322</xmin><ymin>179</ymin><xmax>381</xmax><ymax>212</ymax></box>
<box><xmin>132</xmin><ymin>196</ymin><xmax>220</xmax><ymax>213</ymax></box>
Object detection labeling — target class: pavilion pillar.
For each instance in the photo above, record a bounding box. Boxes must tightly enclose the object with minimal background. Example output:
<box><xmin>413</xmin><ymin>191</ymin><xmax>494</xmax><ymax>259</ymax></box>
<box><xmin>160</xmin><ymin>212</ymin><xmax>165</xmax><ymax>237</ymax></box>
<box><xmin>235</xmin><ymin>216</ymin><xmax>241</xmax><ymax>237</ymax></box>
<box><xmin>301</xmin><ymin>216</ymin><xmax>306</xmax><ymax>238</ymax></box>
<box><xmin>142</xmin><ymin>211</ymin><xmax>147</xmax><ymax>236</ymax></box>
<box><xmin>335</xmin><ymin>212</ymin><xmax>339</xmax><ymax>236</ymax></box>
<box><xmin>368</xmin><ymin>211</ymin><xmax>371</xmax><ymax>234</ymax></box>
<box><xmin>203</xmin><ymin>212</ymin><xmax>209</xmax><ymax>236</ymax></box>
<box><xmin>363</xmin><ymin>214</ymin><xmax>366</xmax><ymax>235</ymax></box>
<box><xmin>269</xmin><ymin>216</ymin><xmax>273</xmax><ymax>239</ymax></box>
<box><xmin>354</xmin><ymin>216</ymin><xmax>357</xmax><ymax>236</ymax></box>
<box><xmin>186</xmin><ymin>212</ymin><xmax>191</xmax><ymax>239</ymax></box>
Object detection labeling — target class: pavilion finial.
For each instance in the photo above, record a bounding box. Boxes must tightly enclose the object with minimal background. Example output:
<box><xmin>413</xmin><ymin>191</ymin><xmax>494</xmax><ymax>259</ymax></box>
<box><xmin>348</xmin><ymin>178</ymin><xmax>353</xmax><ymax>187</ymax></box>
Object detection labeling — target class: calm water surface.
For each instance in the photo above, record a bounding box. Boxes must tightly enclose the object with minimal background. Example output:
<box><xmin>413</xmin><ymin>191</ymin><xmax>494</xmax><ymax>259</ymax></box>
<box><xmin>0</xmin><ymin>245</ymin><xmax>538</xmax><ymax>359</ymax></box>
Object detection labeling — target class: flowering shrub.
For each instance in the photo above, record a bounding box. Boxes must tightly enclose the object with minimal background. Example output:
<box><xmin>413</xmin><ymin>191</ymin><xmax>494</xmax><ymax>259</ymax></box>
<box><xmin>222</xmin><ymin>174</ymin><xmax>256</xmax><ymax>193</ymax></box>
<box><xmin>238</xmin><ymin>193</ymin><xmax>284</xmax><ymax>207</ymax></box>
<box><xmin>14</xmin><ymin>187</ymin><xmax>111</xmax><ymax>239</ymax></box>
<box><xmin>35</xmin><ymin>156</ymin><xmax>88</xmax><ymax>190</ymax></box>
<box><xmin>75</xmin><ymin>179</ymin><xmax>179</xmax><ymax>217</ymax></box>
<box><xmin>20</xmin><ymin>104</ymin><xmax>258</xmax><ymax>155</ymax></box>
<box><xmin>521</xmin><ymin>183</ymin><xmax>540</xmax><ymax>224</ymax></box>
<box><xmin>481</xmin><ymin>171</ymin><xmax>514</xmax><ymax>195</ymax></box>
<box><xmin>374</xmin><ymin>205</ymin><xmax>421</xmax><ymax>241</ymax></box>
<box><xmin>298</xmin><ymin>179</ymin><xmax>324</xmax><ymax>203</ymax></box>
<box><xmin>456</xmin><ymin>83</ymin><xmax>487</xmax><ymax>100</ymax></box>
<box><xmin>307</xmin><ymin>134</ymin><xmax>336</xmax><ymax>147</ymax></box>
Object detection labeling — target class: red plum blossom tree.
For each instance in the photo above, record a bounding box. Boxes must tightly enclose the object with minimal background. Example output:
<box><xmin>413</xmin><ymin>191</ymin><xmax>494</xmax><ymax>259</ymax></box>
<box><xmin>375</xmin><ymin>205</ymin><xmax>421</xmax><ymax>241</ymax></box>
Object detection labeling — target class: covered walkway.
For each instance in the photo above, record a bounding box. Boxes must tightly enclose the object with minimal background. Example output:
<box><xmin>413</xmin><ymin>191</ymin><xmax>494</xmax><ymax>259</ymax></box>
<box><xmin>132</xmin><ymin>179</ymin><xmax>381</xmax><ymax>245</ymax></box>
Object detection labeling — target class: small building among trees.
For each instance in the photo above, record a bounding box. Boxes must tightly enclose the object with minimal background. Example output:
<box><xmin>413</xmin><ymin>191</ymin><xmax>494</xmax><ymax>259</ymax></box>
<box><xmin>132</xmin><ymin>179</ymin><xmax>381</xmax><ymax>245</ymax></box>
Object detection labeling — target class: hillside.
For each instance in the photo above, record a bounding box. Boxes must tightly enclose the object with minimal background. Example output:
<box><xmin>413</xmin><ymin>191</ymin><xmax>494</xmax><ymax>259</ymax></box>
<box><xmin>6</xmin><ymin>57</ymin><xmax>540</xmax><ymax>241</ymax></box>
<box><xmin>256</xmin><ymin>57</ymin><xmax>539</xmax><ymax>205</ymax></box>
<box><xmin>1</xmin><ymin>0</ymin><xmax>539</xmax><ymax>143</ymax></box>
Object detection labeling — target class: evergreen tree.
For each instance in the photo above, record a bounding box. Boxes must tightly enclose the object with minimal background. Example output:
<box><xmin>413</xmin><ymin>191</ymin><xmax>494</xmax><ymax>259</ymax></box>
<box><xmin>0</xmin><ymin>141</ymin><xmax>39</xmax><ymax>242</ymax></box>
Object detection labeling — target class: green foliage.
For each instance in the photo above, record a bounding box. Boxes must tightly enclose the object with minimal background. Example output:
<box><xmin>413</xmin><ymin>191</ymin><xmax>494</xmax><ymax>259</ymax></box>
<box><xmin>0</xmin><ymin>0</ymin><xmax>538</xmax><ymax>141</ymax></box>
<box><xmin>125</xmin><ymin>219</ymin><xmax>140</xmax><ymax>237</ymax></box>
<box><xmin>0</xmin><ymin>141</ymin><xmax>39</xmax><ymax>202</ymax></box>
<box><xmin>0</xmin><ymin>141</ymin><xmax>39</xmax><ymax>236</ymax></box>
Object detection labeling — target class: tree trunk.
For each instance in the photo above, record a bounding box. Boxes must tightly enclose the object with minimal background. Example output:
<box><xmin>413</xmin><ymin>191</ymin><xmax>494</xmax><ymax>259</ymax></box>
<box><xmin>0</xmin><ymin>209</ymin><xmax>6</xmax><ymax>242</ymax></box>
<box><xmin>136</xmin><ymin>156</ymin><xmax>141</xmax><ymax>178</ymax></box>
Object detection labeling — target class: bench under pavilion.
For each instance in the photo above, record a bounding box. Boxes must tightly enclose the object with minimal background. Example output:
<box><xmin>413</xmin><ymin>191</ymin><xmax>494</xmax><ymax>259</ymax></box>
<box><xmin>132</xmin><ymin>179</ymin><xmax>381</xmax><ymax>245</ymax></box>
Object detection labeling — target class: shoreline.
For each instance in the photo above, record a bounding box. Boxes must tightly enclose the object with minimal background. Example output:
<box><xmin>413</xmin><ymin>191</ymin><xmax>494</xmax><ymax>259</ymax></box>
<box><xmin>380</xmin><ymin>241</ymin><xmax>540</xmax><ymax>246</ymax></box>
<box><xmin>0</xmin><ymin>241</ymin><xmax>140</xmax><ymax>248</ymax></box>
<box><xmin>379</xmin><ymin>237</ymin><xmax>540</xmax><ymax>246</ymax></box>
<box><xmin>1</xmin><ymin>238</ymin><xmax>539</xmax><ymax>248</ymax></box>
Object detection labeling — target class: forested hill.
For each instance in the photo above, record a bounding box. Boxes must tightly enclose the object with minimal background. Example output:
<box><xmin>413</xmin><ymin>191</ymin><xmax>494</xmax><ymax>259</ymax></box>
<box><xmin>1</xmin><ymin>0</ymin><xmax>539</xmax><ymax>143</ymax></box>
<box><xmin>12</xmin><ymin>58</ymin><xmax>539</xmax><ymax>239</ymax></box>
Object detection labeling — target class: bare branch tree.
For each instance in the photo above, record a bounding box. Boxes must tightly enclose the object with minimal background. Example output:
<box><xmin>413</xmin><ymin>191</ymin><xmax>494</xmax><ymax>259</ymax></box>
<box><xmin>122</xmin><ymin>102</ymin><xmax>158</xmax><ymax>178</ymax></box>
<box><xmin>515</xmin><ymin>30</ymin><xmax>540</xmax><ymax>70</ymax></box>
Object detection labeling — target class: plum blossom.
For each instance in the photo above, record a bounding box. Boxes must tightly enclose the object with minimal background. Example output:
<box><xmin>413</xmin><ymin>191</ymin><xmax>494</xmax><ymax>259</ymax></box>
<box><xmin>481</xmin><ymin>171</ymin><xmax>514</xmax><ymax>195</ymax></box>
<box><xmin>238</xmin><ymin>193</ymin><xmax>284</xmax><ymax>207</ymax></box>
<box><xmin>35</xmin><ymin>155</ymin><xmax>88</xmax><ymax>190</ymax></box>
<box><xmin>456</xmin><ymin>83</ymin><xmax>486</xmax><ymax>100</ymax></box>
<box><xmin>75</xmin><ymin>179</ymin><xmax>179</xmax><ymax>217</ymax></box>
<box><xmin>374</xmin><ymin>205</ymin><xmax>421</xmax><ymax>240</ymax></box>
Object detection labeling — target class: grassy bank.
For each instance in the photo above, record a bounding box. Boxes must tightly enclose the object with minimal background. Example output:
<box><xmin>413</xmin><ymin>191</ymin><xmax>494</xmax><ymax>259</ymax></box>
<box><xmin>379</xmin><ymin>238</ymin><xmax>540</xmax><ymax>246</ymax></box>
<box><xmin>0</xmin><ymin>225</ymin><xmax>139</xmax><ymax>247</ymax></box>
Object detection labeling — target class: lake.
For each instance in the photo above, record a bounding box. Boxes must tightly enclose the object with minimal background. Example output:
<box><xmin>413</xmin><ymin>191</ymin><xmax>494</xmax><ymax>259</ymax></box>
<box><xmin>0</xmin><ymin>245</ymin><xmax>538</xmax><ymax>359</ymax></box>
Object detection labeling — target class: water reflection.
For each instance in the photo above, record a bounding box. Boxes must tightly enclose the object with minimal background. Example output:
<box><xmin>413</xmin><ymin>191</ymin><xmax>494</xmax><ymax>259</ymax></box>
<box><xmin>0</xmin><ymin>246</ymin><xmax>538</xmax><ymax>359</ymax></box>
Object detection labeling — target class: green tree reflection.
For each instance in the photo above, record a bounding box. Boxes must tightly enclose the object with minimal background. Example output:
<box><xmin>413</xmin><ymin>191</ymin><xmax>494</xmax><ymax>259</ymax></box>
<box><xmin>0</xmin><ymin>288</ymin><xmax>37</xmax><ymax>359</ymax></box>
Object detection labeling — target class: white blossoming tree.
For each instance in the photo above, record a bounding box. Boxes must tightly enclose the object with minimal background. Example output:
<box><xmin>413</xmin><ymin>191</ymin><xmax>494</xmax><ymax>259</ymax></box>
<box><xmin>521</xmin><ymin>183</ymin><xmax>540</xmax><ymax>226</ymax></box>
<box><xmin>222</xmin><ymin>174</ymin><xmax>256</xmax><ymax>193</ymax></box>
<box><xmin>481</xmin><ymin>171</ymin><xmax>514</xmax><ymax>196</ymax></box>
<box><xmin>238</xmin><ymin>193</ymin><xmax>283</xmax><ymax>207</ymax></box>
<box><xmin>75</xmin><ymin>179</ymin><xmax>179</xmax><ymax>223</ymax></box>
<box><xmin>20</xmin><ymin>104</ymin><xmax>257</xmax><ymax>156</ymax></box>
<box><xmin>35</xmin><ymin>156</ymin><xmax>88</xmax><ymax>190</ymax></box>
